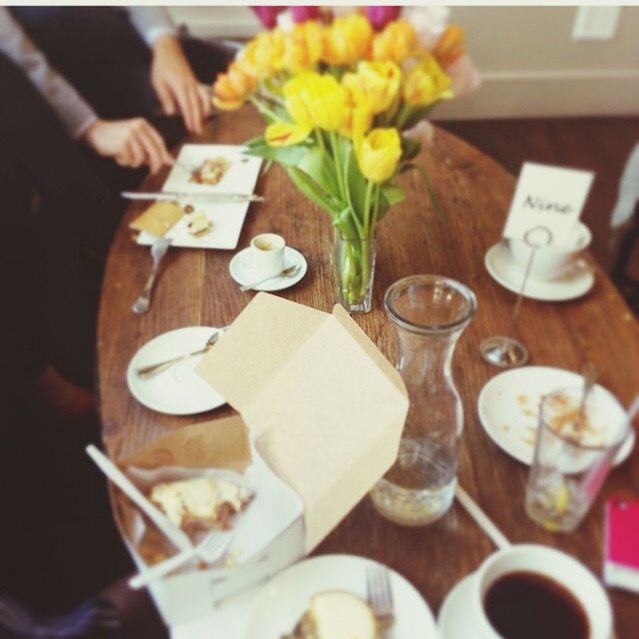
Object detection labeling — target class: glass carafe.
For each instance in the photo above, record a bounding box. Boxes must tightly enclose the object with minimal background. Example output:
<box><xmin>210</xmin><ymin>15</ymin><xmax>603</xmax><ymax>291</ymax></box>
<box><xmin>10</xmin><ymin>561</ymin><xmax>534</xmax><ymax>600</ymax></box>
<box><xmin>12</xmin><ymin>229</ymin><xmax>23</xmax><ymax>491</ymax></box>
<box><xmin>370</xmin><ymin>275</ymin><xmax>477</xmax><ymax>526</ymax></box>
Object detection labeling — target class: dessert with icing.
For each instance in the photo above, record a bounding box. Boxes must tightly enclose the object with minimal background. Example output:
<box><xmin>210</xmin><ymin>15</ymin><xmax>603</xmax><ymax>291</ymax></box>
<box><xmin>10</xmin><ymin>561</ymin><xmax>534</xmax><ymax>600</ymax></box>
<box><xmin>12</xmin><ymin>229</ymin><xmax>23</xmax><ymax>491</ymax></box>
<box><xmin>282</xmin><ymin>591</ymin><xmax>378</xmax><ymax>639</ymax></box>
<box><xmin>190</xmin><ymin>157</ymin><xmax>231</xmax><ymax>186</ymax></box>
<box><xmin>150</xmin><ymin>476</ymin><xmax>253</xmax><ymax>532</ymax></box>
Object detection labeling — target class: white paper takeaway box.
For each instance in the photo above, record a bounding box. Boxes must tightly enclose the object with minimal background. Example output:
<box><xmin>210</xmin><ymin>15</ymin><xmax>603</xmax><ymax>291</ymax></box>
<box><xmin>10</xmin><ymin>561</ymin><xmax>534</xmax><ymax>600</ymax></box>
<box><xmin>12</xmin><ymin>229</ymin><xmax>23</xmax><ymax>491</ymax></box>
<box><xmin>196</xmin><ymin>293</ymin><xmax>409</xmax><ymax>552</ymax></box>
<box><xmin>114</xmin><ymin>293</ymin><xmax>408</xmax><ymax>626</ymax></box>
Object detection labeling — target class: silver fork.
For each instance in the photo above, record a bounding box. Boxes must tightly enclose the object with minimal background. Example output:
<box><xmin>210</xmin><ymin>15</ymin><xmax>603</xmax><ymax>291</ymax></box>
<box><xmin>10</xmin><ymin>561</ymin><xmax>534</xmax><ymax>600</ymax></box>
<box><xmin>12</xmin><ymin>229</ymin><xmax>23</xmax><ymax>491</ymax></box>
<box><xmin>128</xmin><ymin>530</ymin><xmax>232</xmax><ymax>589</ymax></box>
<box><xmin>132</xmin><ymin>237</ymin><xmax>172</xmax><ymax>314</ymax></box>
<box><xmin>136</xmin><ymin>328</ymin><xmax>227</xmax><ymax>379</ymax></box>
<box><xmin>366</xmin><ymin>564</ymin><xmax>395</xmax><ymax>631</ymax></box>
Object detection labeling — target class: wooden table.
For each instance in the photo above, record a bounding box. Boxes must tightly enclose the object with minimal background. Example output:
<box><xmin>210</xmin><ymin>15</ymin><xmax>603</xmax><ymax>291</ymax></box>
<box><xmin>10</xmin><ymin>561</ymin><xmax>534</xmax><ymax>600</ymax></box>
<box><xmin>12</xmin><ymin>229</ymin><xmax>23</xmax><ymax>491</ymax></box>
<box><xmin>98</xmin><ymin>108</ymin><xmax>639</xmax><ymax>636</ymax></box>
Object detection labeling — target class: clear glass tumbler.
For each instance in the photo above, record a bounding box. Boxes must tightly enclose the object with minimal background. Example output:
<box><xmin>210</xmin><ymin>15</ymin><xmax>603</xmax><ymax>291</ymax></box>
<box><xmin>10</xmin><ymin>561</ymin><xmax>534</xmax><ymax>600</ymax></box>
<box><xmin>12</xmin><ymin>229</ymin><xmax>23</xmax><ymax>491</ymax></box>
<box><xmin>526</xmin><ymin>385</ymin><xmax>630</xmax><ymax>532</ymax></box>
<box><xmin>370</xmin><ymin>275</ymin><xmax>477</xmax><ymax>526</ymax></box>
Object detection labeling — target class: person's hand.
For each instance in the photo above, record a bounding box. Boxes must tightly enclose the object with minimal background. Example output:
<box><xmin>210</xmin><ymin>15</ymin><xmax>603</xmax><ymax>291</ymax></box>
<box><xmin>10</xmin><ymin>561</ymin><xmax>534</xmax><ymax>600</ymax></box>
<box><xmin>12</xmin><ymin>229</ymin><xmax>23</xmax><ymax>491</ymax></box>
<box><xmin>151</xmin><ymin>34</ymin><xmax>210</xmax><ymax>135</ymax></box>
<box><xmin>81</xmin><ymin>118</ymin><xmax>172</xmax><ymax>174</ymax></box>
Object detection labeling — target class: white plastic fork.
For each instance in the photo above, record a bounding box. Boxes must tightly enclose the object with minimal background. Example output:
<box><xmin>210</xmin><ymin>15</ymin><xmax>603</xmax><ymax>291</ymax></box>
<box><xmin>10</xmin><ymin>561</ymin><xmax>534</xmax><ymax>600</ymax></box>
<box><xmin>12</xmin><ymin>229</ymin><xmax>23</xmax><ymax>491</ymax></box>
<box><xmin>366</xmin><ymin>563</ymin><xmax>395</xmax><ymax>630</ymax></box>
<box><xmin>129</xmin><ymin>529</ymin><xmax>232</xmax><ymax>590</ymax></box>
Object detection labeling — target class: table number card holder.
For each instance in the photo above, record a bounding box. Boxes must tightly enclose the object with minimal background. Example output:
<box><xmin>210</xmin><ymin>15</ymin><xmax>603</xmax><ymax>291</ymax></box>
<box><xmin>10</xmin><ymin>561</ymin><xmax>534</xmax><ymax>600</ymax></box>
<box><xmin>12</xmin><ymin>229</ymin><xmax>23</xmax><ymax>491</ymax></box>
<box><xmin>480</xmin><ymin>226</ymin><xmax>552</xmax><ymax>368</ymax></box>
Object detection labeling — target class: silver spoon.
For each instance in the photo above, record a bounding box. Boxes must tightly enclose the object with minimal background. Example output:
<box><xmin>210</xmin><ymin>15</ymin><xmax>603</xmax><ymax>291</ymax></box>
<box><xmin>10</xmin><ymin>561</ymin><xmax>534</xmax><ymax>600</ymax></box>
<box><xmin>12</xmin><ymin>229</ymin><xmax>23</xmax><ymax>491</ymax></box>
<box><xmin>239</xmin><ymin>264</ymin><xmax>301</xmax><ymax>292</ymax></box>
<box><xmin>136</xmin><ymin>329</ymin><xmax>226</xmax><ymax>379</ymax></box>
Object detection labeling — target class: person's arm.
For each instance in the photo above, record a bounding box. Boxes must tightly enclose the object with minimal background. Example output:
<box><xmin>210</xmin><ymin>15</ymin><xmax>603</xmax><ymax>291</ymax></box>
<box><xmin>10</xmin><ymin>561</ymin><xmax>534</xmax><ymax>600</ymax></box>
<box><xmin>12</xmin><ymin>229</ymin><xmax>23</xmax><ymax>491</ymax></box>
<box><xmin>127</xmin><ymin>6</ymin><xmax>177</xmax><ymax>46</ymax></box>
<box><xmin>0</xmin><ymin>7</ymin><xmax>96</xmax><ymax>138</ymax></box>
<box><xmin>0</xmin><ymin>8</ymin><xmax>172</xmax><ymax>173</ymax></box>
<box><xmin>127</xmin><ymin>6</ymin><xmax>210</xmax><ymax>134</ymax></box>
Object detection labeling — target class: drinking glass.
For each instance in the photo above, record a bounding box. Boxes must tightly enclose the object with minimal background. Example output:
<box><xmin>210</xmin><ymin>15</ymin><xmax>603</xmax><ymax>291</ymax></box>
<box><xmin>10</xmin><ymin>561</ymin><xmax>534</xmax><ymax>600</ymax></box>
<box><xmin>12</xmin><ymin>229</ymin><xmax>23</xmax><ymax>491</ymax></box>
<box><xmin>370</xmin><ymin>275</ymin><xmax>477</xmax><ymax>525</ymax></box>
<box><xmin>525</xmin><ymin>386</ymin><xmax>630</xmax><ymax>532</ymax></box>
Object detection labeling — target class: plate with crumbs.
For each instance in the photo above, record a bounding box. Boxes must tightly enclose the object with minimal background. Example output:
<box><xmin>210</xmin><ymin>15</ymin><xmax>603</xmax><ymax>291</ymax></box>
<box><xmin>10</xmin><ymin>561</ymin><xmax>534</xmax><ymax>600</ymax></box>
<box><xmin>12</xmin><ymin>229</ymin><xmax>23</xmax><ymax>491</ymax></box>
<box><xmin>477</xmin><ymin>366</ymin><xmax>634</xmax><ymax>467</ymax></box>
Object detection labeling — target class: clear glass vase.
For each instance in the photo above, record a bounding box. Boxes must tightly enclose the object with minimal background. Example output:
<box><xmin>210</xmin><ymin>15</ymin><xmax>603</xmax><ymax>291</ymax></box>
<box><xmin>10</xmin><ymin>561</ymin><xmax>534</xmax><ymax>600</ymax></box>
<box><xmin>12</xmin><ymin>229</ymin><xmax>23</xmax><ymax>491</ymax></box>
<box><xmin>333</xmin><ymin>231</ymin><xmax>376</xmax><ymax>313</ymax></box>
<box><xmin>370</xmin><ymin>275</ymin><xmax>477</xmax><ymax>526</ymax></box>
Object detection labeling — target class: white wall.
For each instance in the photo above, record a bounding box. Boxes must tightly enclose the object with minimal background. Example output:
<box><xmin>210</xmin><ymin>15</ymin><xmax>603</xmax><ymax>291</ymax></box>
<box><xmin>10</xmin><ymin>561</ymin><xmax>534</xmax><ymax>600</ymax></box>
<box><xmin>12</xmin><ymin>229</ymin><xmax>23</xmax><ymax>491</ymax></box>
<box><xmin>169</xmin><ymin>5</ymin><xmax>639</xmax><ymax>119</ymax></box>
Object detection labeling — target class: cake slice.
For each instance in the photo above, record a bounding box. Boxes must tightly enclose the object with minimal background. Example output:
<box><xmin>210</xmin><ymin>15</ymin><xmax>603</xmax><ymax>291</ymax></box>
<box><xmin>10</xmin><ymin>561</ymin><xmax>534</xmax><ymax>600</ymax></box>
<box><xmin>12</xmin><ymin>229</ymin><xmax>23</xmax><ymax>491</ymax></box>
<box><xmin>284</xmin><ymin>591</ymin><xmax>378</xmax><ymax>639</ymax></box>
<box><xmin>150</xmin><ymin>476</ymin><xmax>253</xmax><ymax>532</ymax></box>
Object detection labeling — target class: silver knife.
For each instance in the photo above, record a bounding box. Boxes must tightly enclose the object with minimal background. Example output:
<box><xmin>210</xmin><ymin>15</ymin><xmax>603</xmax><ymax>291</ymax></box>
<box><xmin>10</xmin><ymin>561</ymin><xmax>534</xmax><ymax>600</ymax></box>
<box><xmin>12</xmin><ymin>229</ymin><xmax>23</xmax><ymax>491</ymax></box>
<box><xmin>121</xmin><ymin>191</ymin><xmax>264</xmax><ymax>203</ymax></box>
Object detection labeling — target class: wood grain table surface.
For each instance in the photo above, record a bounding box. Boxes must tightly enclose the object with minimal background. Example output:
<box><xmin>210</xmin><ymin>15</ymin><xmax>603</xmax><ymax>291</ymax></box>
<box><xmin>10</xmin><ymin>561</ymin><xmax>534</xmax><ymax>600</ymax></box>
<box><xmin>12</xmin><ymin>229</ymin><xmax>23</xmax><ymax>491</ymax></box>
<box><xmin>98</xmin><ymin>108</ymin><xmax>639</xmax><ymax>636</ymax></box>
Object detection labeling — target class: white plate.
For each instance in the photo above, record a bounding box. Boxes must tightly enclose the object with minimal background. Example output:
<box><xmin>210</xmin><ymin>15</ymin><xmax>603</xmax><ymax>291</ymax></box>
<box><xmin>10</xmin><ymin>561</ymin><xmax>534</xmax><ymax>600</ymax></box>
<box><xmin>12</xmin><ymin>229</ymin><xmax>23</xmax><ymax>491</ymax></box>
<box><xmin>229</xmin><ymin>246</ymin><xmax>308</xmax><ymax>292</ymax></box>
<box><xmin>485</xmin><ymin>243</ymin><xmax>595</xmax><ymax>302</ymax></box>
<box><xmin>477</xmin><ymin>366</ymin><xmax>635</xmax><ymax>467</ymax></box>
<box><xmin>438</xmin><ymin>574</ymin><xmax>474</xmax><ymax>639</ymax></box>
<box><xmin>127</xmin><ymin>326</ymin><xmax>226</xmax><ymax>415</ymax></box>
<box><xmin>245</xmin><ymin>554</ymin><xmax>438</xmax><ymax>639</ymax></box>
<box><xmin>137</xmin><ymin>144</ymin><xmax>262</xmax><ymax>250</ymax></box>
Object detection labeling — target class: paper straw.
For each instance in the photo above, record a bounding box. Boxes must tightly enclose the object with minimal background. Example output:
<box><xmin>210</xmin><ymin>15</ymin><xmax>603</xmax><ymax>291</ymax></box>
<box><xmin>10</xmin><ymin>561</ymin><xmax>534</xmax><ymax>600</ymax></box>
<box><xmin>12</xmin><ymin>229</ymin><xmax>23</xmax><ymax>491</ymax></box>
<box><xmin>455</xmin><ymin>484</ymin><xmax>511</xmax><ymax>550</ymax></box>
<box><xmin>85</xmin><ymin>444</ymin><xmax>192</xmax><ymax>553</ymax></box>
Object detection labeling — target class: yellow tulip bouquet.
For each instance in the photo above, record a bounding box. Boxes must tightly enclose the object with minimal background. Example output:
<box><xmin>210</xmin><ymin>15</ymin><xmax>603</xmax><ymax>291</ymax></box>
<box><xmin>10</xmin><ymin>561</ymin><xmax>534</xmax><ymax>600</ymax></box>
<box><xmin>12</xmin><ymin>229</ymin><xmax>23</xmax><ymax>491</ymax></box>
<box><xmin>213</xmin><ymin>7</ymin><xmax>479</xmax><ymax>312</ymax></box>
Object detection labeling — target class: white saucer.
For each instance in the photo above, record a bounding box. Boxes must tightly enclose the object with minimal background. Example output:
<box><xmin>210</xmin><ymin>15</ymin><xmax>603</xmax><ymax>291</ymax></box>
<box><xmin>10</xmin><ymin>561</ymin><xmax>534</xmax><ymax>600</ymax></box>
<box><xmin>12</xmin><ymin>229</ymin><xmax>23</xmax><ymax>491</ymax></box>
<box><xmin>477</xmin><ymin>366</ymin><xmax>635</xmax><ymax>467</ymax></box>
<box><xmin>438</xmin><ymin>574</ymin><xmax>474</xmax><ymax>639</ymax></box>
<box><xmin>127</xmin><ymin>326</ymin><xmax>226</xmax><ymax>415</ymax></box>
<box><xmin>485</xmin><ymin>243</ymin><xmax>595</xmax><ymax>302</ymax></box>
<box><xmin>229</xmin><ymin>246</ymin><xmax>307</xmax><ymax>292</ymax></box>
<box><xmin>245</xmin><ymin>554</ymin><xmax>438</xmax><ymax>639</ymax></box>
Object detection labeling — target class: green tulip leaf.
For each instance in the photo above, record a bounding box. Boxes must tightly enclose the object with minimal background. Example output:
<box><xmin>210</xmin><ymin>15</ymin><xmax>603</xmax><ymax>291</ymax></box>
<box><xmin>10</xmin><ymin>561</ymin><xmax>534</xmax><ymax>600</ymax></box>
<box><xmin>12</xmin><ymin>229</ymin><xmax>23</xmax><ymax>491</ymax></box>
<box><xmin>298</xmin><ymin>146</ymin><xmax>340</xmax><ymax>199</ymax></box>
<box><xmin>344</xmin><ymin>147</ymin><xmax>368</xmax><ymax>223</ymax></box>
<box><xmin>286</xmin><ymin>167</ymin><xmax>338</xmax><ymax>217</ymax></box>
<box><xmin>401</xmin><ymin>137</ymin><xmax>422</xmax><ymax>161</ymax></box>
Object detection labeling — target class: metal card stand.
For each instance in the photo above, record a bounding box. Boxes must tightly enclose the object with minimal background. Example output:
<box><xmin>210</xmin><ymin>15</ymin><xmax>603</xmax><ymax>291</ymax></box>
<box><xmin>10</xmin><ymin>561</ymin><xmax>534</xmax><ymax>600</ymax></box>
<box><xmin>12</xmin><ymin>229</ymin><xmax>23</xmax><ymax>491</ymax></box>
<box><xmin>480</xmin><ymin>226</ymin><xmax>553</xmax><ymax>368</ymax></box>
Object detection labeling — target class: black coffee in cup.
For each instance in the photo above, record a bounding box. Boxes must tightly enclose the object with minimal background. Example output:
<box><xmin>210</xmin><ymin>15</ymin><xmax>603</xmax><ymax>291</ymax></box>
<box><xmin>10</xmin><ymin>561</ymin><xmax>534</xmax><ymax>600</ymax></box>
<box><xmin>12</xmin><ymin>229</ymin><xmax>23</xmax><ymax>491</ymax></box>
<box><xmin>484</xmin><ymin>571</ymin><xmax>589</xmax><ymax>639</ymax></box>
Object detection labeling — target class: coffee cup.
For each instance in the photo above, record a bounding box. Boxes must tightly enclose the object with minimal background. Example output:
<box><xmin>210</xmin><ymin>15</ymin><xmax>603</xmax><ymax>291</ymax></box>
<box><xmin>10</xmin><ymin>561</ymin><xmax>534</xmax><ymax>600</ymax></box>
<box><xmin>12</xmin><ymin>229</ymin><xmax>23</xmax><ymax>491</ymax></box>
<box><xmin>249</xmin><ymin>233</ymin><xmax>285</xmax><ymax>278</ymax></box>
<box><xmin>470</xmin><ymin>544</ymin><xmax>612</xmax><ymax>639</ymax></box>
<box><xmin>508</xmin><ymin>221</ymin><xmax>591</xmax><ymax>281</ymax></box>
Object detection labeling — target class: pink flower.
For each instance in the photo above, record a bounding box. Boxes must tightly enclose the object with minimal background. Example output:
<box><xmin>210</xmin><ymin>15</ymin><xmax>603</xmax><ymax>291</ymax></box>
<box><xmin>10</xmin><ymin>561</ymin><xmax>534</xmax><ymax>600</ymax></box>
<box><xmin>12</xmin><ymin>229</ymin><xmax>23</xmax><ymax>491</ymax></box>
<box><xmin>445</xmin><ymin>54</ymin><xmax>481</xmax><ymax>97</ymax></box>
<box><xmin>290</xmin><ymin>6</ymin><xmax>321</xmax><ymax>23</ymax></box>
<box><xmin>365</xmin><ymin>6</ymin><xmax>401</xmax><ymax>30</ymax></box>
<box><xmin>403</xmin><ymin>120</ymin><xmax>435</xmax><ymax>148</ymax></box>
<box><xmin>251</xmin><ymin>6</ymin><xmax>286</xmax><ymax>29</ymax></box>
<box><xmin>402</xmin><ymin>6</ymin><xmax>449</xmax><ymax>50</ymax></box>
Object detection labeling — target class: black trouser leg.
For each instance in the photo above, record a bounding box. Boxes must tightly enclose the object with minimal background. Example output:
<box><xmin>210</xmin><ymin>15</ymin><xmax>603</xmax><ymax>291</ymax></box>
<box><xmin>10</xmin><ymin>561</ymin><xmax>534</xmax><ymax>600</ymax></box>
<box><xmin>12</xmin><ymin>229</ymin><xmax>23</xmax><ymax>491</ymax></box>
<box><xmin>0</xmin><ymin>52</ymin><xmax>120</xmax><ymax>388</ymax></box>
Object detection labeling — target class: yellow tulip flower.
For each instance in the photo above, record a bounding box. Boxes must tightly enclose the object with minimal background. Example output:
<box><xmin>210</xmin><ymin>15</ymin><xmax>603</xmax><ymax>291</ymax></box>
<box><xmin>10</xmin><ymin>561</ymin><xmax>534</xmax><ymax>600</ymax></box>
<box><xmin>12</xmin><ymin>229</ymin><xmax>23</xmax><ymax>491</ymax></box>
<box><xmin>340</xmin><ymin>84</ymin><xmax>375</xmax><ymax>140</ymax></box>
<box><xmin>433</xmin><ymin>25</ymin><xmax>466</xmax><ymax>68</ymax></box>
<box><xmin>323</xmin><ymin>14</ymin><xmax>373</xmax><ymax>66</ymax></box>
<box><xmin>266</xmin><ymin>72</ymin><xmax>349</xmax><ymax>146</ymax></box>
<box><xmin>342</xmin><ymin>61</ymin><xmax>401</xmax><ymax>115</ymax></box>
<box><xmin>371</xmin><ymin>20</ymin><xmax>416</xmax><ymax>64</ymax></box>
<box><xmin>282</xmin><ymin>21</ymin><xmax>325</xmax><ymax>73</ymax></box>
<box><xmin>402</xmin><ymin>54</ymin><xmax>453</xmax><ymax>107</ymax></box>
<box><xmin>212</xmin><ymin>62</ymin><xmax>258</xmax><ymax>111</ymax></box>
<box><xmin>241</xmin><ymin>30</ymin><xmax>286</xmax><ymax>78</ymax></box>
<box><xmin>265</xmin><ymin>120</ymin><xmax>313</xmax><ymax>147</ymax></box>
<box><xmin>356</xmin><ymin>128</ymin><xmax>402</xmax><ymax>183</ymax></box>
<box><xmin>284</xmin><ymin>72</ymin><xmax>348</xmax><ymax>132</ymax></box>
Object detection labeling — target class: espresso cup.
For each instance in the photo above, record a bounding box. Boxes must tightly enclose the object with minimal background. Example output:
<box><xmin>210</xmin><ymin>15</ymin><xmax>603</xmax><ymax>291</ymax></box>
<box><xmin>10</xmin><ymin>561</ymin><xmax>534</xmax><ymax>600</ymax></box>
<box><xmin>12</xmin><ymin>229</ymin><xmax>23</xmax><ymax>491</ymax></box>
<box><xmin>249</xmin><ymin>233</ymin><xmax>285</xmax><ymax>278</ymax></box>
<box><xmin>508</xmin><ymin>221</ymin><xmax>592</xmax><ymax>281</ymax></box>
<box><xmin>470</xmin><ymin>544</ymin><xmax>612</xmax><ymax>639</ymax></box>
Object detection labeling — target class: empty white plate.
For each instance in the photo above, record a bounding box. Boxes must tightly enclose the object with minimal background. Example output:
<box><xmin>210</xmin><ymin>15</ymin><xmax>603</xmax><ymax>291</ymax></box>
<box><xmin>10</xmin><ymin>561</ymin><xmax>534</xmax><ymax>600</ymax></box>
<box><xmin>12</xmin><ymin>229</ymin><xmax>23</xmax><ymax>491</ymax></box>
<box><xmin>127</xmin><ymin>326</ymin><xmax>226</xmax><ymax>415</ymax></box>
<box><xmin>245</xmin><ymin>554</ymin><xmax>438</xmax><ymax>639</ymax></box>
<box><xmin>477</xmin><ymin>366</ymin><xmax>635</xmax><ymax>467</ymax></box>
<box><xmin>485</xmin><ymin>243</ymin><xmax>595</xmax><ymax>302</ymax></box>
<box><xmin>229</xmin><ymin>246</ymin><xmax>307</xmax><ymax>292</ymax></box>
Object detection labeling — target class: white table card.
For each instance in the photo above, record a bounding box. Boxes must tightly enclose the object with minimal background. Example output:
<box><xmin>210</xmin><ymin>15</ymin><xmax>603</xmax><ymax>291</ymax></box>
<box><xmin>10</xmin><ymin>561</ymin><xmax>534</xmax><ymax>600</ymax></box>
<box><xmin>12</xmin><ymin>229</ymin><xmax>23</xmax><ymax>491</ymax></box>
<box><xmin>502</xmin><ymin>162</ymin><xmax>594</xmax><ymax>247</ymax></box>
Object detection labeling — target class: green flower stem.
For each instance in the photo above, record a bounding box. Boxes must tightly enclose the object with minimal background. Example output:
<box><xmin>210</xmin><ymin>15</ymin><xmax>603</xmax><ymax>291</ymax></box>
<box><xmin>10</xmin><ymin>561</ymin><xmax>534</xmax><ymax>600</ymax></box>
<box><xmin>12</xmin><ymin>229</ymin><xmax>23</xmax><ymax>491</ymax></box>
<box><xmin>371</xmin><ymin>184</ymin><xmax>381</xmax><ymax>231</ymax></box>
<box><xmin>314</xmin><ymin>129</ymin><xmax>327</xmax><ymax>152</ymax></box>
<box><xmin>248</xmin><ymin>96</ymin><xmax>281</xmax><ymax>123</ymax></box>
<box><xmin>337</xmin><ymin>234</ymin><xmax>374</xmax><ymax>307</ymax></box>
<box><xmin>363</xmin><ymin>179</ymin><xmax>374</xmax><ymax>237</ymax></box>
<box><xmin>329</xmin><ymin>130</ymin><xmax>347</xmax><ymax>204</ymax></box>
